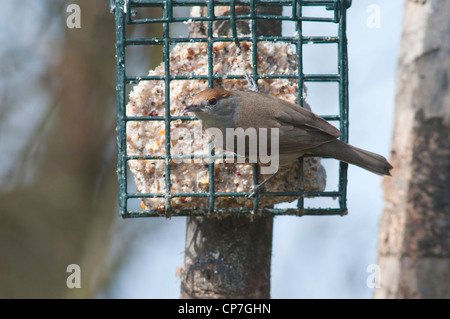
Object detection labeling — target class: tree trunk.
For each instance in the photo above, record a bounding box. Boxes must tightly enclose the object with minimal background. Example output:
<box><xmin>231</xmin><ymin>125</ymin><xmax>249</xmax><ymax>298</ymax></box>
<box><xmin>375</xmin><ymin>0</ymin><xmax>450</xmax><ymax>299</ymax></box>
<box><xmin>0</xmin><ymin>1</ymin><xmax>117</xmax><ymax>298</ymax></box>
<box><xmin>180</xmin><ymin>5</ymin><xmax>281</xmax><ymax>299</ymax></box>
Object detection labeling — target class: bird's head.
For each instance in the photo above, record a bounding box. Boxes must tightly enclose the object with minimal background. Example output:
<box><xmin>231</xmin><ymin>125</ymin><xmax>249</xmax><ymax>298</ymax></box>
<box><xmin>184</xmin><ymin>89</ymin><xmax>238</xmax><ymax>129</ymax></box>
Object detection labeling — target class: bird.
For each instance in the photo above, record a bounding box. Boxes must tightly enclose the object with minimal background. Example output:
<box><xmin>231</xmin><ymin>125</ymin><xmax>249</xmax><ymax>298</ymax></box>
<box><xmin>184</xmin><ymin>88</ymin><xmax>392</xmax><ymax>195</ymax></box>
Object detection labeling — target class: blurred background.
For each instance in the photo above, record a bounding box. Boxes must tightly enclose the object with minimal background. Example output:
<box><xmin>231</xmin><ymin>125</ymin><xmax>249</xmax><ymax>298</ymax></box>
<box><xmin>0</xmin><ymin>0</ymin><xmax>403</xmax><ymax>298</ymax></box>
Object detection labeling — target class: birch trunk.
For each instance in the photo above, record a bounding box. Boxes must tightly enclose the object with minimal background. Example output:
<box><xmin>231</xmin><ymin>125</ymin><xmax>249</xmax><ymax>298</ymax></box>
<box><xmin>375</xmin><ymin>0</ymin><xmax>450</xmax><ymax>299</ymax></box>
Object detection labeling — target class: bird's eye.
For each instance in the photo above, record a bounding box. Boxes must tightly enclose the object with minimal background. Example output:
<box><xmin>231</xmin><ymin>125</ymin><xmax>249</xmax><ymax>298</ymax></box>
<box><xmin>209</xmin><ymin>98</ymin><xmax>217</xmax><ymax>105</ymax></box>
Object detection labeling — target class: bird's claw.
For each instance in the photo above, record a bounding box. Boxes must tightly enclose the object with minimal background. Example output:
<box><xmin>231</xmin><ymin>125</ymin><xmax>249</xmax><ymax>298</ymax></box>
<box><xmin>247</xmin><ymin>184</ymin><xmax>261</xmax><ymax>198</ymax></box>
<box><xmin>245</xmin><ymin>72</ymin><xmax>259</xmax><ymax>92</ymax></box>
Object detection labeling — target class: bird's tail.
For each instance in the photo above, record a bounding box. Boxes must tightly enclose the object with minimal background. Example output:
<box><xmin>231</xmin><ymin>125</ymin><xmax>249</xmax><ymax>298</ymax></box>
<box><xmin>311</xmin><ymin>140</ymin><xmax>393</xmax><ymax>176</ymax></box>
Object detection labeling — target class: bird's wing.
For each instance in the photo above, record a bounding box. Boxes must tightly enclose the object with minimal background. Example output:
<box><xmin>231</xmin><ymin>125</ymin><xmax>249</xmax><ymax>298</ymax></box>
<box><xmin>275</xmin><ymin>99</ymin><xmax>340</xmax><ymax>153</ymax></box>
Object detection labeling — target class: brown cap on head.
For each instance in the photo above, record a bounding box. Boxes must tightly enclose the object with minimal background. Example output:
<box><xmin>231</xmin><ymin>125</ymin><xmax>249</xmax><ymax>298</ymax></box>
<box><xmin>192</xmin><ymin>88</ymin><xmax>232</xmax><ymax>104</ymax></box>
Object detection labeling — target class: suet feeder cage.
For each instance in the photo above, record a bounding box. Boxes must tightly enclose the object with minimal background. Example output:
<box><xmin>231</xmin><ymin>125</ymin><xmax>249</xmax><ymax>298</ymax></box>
<box><xmin>112</xmin><ymin>0</ymin><xmax>352</xmax><ymax>218</ymax></box>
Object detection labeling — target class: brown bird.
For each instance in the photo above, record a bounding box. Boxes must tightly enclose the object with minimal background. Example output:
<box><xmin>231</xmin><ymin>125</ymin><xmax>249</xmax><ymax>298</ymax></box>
<box><xmin>184</xmin><ymin>88</ymin><xmax>392</xmax><ymax>194</ymax></box>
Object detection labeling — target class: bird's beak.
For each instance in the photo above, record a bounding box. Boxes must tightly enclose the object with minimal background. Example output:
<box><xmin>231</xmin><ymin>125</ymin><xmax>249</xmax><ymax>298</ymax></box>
<box><xmin>183</xmin><ymin>104</ymin><xmax>203</xmax><ymax>113</ymax></box>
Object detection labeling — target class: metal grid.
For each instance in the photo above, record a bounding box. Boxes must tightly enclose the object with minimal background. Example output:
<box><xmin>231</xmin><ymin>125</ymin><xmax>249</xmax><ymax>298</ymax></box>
<box><xmin>112</xmin><ymin>0</ymin><xmax>352</xmax><ymax>218</ymax></box>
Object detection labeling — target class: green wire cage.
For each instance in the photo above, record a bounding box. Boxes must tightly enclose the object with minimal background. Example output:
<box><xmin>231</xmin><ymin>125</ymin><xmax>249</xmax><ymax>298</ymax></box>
<box><xmin>112</xmin><ymin>0</ymin><xmax>352</xmax><ymax>218</ymax></box>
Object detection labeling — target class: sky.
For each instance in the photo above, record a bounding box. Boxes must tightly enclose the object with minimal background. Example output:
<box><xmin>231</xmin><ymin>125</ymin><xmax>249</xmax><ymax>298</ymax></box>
<box><xmin>102</xmin><ymin>0</ymin><xmax>405</xmax><ymax>299</ymax></box>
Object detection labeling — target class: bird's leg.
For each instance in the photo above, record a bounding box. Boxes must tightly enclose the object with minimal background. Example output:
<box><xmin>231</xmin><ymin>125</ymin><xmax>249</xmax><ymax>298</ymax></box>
<box><xmin>248</xmin><ymin>171</ymin><xmax>279</xmax><ymax>198</ymax></box>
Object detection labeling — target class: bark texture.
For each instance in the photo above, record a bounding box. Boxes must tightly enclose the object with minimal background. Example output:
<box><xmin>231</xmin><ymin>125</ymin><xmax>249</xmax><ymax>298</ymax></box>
<box><xmin>375</xmin><ymin>0</ymin><xmax>450</xmax><ymax>299</ymax></box>
<box><xmin>181</xmin><ymin>216</ymin><xmax>273</xmax><ymax>298</ymax></box>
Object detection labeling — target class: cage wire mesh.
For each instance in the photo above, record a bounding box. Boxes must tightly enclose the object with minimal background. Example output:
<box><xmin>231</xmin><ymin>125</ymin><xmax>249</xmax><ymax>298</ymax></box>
<box><xmin>112</xmin><ymin>0</ymin><xmax>352</xmax><ymax>218</ymax></box>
